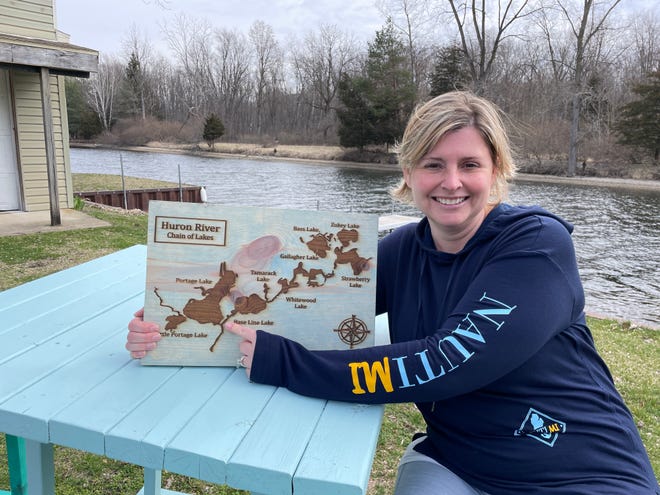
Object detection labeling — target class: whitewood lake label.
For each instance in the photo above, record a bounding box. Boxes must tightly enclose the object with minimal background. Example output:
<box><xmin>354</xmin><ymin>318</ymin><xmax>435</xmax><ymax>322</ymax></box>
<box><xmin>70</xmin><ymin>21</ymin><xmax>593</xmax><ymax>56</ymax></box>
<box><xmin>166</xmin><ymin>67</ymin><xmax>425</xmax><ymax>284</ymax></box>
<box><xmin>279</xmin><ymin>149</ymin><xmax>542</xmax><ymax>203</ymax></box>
<box><xmin>141</xmin><ymin>200</ymin><xmax>378</xmax><ymax>366</ymax></box>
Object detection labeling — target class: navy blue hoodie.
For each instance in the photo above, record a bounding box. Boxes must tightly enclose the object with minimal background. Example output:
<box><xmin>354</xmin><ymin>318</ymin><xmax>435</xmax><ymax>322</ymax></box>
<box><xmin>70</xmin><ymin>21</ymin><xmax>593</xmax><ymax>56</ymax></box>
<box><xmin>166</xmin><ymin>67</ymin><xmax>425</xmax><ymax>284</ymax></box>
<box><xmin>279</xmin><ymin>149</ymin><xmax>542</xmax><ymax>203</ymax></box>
<box><xmin>251</xmin><ymin>204</ymin><xmax>658</xmax><ymax>494</ymax></box>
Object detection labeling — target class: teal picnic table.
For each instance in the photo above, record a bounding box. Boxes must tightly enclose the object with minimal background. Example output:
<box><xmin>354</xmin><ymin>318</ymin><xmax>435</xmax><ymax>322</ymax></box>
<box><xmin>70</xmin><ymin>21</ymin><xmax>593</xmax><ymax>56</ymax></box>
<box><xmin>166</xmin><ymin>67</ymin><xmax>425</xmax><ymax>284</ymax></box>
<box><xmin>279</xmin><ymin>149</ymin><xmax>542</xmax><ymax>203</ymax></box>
<box><xmin>0</xmin><ymin>245</ymin><xmax>384</xmax><ymax>495</ymax></box>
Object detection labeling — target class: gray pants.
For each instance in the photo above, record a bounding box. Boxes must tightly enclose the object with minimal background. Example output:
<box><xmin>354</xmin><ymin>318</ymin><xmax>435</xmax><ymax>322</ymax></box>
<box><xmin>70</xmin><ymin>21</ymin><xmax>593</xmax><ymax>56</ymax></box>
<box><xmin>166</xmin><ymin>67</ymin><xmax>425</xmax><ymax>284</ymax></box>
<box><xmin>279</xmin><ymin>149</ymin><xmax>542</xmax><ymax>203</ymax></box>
<box><xmin>394</xmin><ymin>436</ymin><xmax>490</xmax><ymax>495</ymax></box>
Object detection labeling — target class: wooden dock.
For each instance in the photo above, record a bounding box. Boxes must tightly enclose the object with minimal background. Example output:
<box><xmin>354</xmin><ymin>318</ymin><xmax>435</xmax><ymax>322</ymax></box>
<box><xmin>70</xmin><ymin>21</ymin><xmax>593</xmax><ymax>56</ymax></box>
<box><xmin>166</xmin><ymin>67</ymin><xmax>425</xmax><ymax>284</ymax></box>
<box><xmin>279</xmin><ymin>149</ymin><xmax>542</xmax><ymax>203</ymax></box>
<box><xmin>75</xmin><ymin>186</ymin><xmax>203</xmax><ymax>212</ymax></box>
<box><xmin>378</xmin><ymin>214</ymin><xmax>420</xmax><ymax>232</ymax></box>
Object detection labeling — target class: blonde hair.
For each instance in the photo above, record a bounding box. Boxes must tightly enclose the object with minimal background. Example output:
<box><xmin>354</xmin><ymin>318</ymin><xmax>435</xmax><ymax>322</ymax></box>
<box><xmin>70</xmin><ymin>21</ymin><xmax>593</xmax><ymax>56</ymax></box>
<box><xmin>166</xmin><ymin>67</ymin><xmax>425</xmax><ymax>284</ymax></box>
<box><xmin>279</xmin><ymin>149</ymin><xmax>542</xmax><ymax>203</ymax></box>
<box><xmin>391</xmin><ymin>91</ymin><xmax>516</xmax><ymax>204</ymax></box>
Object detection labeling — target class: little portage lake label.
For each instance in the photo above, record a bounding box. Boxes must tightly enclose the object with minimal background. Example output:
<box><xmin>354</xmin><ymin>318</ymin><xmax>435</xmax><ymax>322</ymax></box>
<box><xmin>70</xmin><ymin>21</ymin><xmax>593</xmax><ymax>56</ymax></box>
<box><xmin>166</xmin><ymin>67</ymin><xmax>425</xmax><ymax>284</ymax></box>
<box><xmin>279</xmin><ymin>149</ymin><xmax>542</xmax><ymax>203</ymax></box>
<box><xmin>142</xmin><ymin>200</ymin><xmax>378</xmax><ymax>366</ymax></box>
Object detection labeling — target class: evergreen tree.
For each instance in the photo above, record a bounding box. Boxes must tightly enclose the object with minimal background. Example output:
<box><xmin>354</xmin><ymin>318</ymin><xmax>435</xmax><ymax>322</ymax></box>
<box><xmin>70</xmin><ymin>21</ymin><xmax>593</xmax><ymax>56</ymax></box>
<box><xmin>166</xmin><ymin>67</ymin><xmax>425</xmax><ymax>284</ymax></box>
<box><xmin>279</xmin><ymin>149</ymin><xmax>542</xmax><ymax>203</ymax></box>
<box><xmin>203</xmin><ymin>114</ymin><xmax>225</xmax><ymax>150</ymax></box>
<box><xmin>122</xmin><ymin>52</ymin><xmax>147</xmax><ymax>119</ymax></box>
<box><xmin>336</xmin><ymin>75</ymin><xmax>376</xmax><ymax>149</ymax></box>
<box><xmin>336</xmin><ymin>20</ymin><xmax>414</xmax><ymax>150</ymax></box>
<box><xmin>429</xmin><ymin>44</ymin><xmax>470</xmax><ymax>97</ymax></box>
<box><xmin>365</xmin><ymin>20</ymin><xmax>415</xmax><ymax>149</ymax></box>
<box><xmin>614</xmin><ymin>71</ymin><xmax>660</xmax><ymax>162</ymax></box>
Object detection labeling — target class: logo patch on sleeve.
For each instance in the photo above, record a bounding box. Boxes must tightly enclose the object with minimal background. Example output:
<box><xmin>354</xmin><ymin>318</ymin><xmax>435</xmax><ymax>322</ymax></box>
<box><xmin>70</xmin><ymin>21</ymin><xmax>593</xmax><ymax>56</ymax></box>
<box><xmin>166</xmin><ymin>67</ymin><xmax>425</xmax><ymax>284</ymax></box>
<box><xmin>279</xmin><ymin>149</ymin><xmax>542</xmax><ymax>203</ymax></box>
<box><xmin>514</xmin><ymin>407</ymin><xmax>567</xmax><ymax>447</ymax></box>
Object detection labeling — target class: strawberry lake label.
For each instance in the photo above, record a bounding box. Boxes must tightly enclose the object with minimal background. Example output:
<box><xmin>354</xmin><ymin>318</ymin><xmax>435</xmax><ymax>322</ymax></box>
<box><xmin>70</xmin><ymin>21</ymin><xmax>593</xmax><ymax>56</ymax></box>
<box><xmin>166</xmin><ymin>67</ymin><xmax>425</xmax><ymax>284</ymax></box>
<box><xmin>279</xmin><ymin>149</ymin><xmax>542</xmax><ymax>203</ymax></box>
<box><xmin>141</xmin><ymin>200</ymin><xmax>378</xmax><ymax>366</ymax></box>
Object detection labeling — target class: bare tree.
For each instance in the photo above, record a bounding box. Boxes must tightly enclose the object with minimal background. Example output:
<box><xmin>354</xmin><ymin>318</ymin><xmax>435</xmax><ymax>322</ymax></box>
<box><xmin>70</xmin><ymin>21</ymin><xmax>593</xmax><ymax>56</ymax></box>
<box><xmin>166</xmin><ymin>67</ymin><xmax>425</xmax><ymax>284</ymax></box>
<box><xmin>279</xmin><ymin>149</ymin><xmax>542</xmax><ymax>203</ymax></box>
<box><xmin>142</xmin><ymin>0</ymin><xmax>170</xmax><ymax>6</ymax></box>
<box><xmin>444</xmin><ymin>0</ymin><xmax>536</xmax><ymax>89</ymax></box>
<box><xmin>541</xmin><ymin>0</ymin><xmax>622</xmax><ymax>175</ymax></box>
<box><xmin>628</xmin><ymin>9</ymin><xmax>659</xmax><ymax>78</ymax></box>
<box><xmin>163</xmin><ymin>14</ymin><xmax>217</xmax><ymax>118</ymax></box>
<box><xmin>249</xmin><ymin>21</ymin><xmax>282</xmax><ymax>136</ymax></box>
<box><xmin>290</xmin><ymin>24</ymin><xmax>360</xmax><ymax>141</ymax></box>
<box><xmin>121</xmin><ymin>24</ymin><xmax>155</xmax><ymax>120</ymax></box>
<box><xmin>377</xmin><ymin>0</ymin><xmax>431</xmax><ymax>96</ymax></box>
<box><xmin>536</xmin><ymin>8</ymin><xmax>573</xmax><ymax>83</ymax></box>
<box><xmin>213</xmin><ymin>28</ymin><xmax>252</xmax><ymax>137</ymax></box>
<box><xmin>610</xmin><ymin>9</ymin><xmax>659</xmax><ymax>118</ymax></box>
<box><xmin>147</xmin><ymin>55</ymin><xmax>178</xmax><ymax>121</ymax></box>
<box><xmin>83</xmin><ymin>54</ymin><xmax>124</xmax><ymax>130</ymax></box>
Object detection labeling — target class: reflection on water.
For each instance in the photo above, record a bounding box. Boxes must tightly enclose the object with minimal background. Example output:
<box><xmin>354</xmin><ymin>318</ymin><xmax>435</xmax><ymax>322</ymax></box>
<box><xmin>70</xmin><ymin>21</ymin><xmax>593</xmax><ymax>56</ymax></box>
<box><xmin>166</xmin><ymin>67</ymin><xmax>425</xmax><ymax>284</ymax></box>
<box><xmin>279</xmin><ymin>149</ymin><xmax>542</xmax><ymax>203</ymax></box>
<box><xmin>509</xmin><ymin>183</ymin><xmax>660</xmax><ymax>328</ymax></box>
<box><xmin>70</xmin><ymin>148</ymin><xmax>660</xmax><ymax>328</ymax></box>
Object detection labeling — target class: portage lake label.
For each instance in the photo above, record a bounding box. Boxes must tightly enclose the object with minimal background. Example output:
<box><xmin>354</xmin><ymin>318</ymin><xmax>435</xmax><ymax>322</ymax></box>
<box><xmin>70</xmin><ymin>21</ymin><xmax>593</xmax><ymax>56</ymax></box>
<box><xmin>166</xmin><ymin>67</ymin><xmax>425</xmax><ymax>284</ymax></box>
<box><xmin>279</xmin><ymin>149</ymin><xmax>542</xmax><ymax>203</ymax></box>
<box><xmin>141</xmin><ymin>200</ymin><xmax>378</xmax><ymax>366</ymax></box>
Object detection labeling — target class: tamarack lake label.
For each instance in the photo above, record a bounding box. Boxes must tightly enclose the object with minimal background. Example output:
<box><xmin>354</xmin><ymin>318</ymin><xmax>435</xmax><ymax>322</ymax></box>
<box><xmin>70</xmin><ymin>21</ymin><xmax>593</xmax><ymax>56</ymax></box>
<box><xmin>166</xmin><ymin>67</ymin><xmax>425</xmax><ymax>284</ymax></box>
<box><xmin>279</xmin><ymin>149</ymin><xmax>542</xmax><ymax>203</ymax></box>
<box><xmin>141</xmin><ymin>200</ymin><xmax>378</xmax><ymax>366</ymax></box>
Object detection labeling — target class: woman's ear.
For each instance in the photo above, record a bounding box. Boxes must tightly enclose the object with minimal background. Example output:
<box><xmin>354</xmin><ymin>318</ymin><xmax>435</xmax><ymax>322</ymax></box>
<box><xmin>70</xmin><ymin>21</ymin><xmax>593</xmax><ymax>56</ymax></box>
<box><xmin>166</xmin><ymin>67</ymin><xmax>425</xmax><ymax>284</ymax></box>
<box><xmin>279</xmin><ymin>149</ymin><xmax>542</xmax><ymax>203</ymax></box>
<box><xmin>488</xmin><ymin>159</ymin><xmax>499</xmax><ymax>202</ymax></box>
<box><xmin>402</xmin><ymin>166</ymin><xmax>412</xmax><ymax>187</ymax></box>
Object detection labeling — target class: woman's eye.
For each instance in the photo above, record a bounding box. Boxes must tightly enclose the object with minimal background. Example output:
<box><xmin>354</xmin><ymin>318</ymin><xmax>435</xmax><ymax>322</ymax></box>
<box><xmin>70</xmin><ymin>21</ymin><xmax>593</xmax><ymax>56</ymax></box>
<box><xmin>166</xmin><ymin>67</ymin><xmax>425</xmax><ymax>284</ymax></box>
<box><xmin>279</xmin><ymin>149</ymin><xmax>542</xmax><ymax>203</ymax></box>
<box><xmin>421</xmin><ymin>162</ymin><xmax>442</xmax><ymax>170</ymax></box>
<box><xmin>463</xmin><ymin>161</ymin><xmax>480</xmax><ymax>168</ymax></box>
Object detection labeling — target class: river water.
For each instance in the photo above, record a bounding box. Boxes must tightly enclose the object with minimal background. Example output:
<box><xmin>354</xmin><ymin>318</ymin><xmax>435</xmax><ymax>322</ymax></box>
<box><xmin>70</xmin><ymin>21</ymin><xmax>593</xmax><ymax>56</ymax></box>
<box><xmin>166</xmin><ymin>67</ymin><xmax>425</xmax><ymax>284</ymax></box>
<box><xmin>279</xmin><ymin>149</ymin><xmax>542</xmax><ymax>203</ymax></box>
<box><xmin>70</xmin><ymin>147</ymin><xmax>660</xmax><ymax>328</ymax></box>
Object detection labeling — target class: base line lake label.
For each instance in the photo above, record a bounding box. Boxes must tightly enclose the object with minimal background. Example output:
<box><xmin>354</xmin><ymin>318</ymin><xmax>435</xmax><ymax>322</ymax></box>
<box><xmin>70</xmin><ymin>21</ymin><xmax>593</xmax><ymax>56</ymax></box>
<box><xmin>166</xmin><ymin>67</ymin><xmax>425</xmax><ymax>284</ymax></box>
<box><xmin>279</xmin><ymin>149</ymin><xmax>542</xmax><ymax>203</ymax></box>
<box><xmin>141</xmin><ymin>200</ymin><xmax>378</xmax><ymax>366</ymax></box>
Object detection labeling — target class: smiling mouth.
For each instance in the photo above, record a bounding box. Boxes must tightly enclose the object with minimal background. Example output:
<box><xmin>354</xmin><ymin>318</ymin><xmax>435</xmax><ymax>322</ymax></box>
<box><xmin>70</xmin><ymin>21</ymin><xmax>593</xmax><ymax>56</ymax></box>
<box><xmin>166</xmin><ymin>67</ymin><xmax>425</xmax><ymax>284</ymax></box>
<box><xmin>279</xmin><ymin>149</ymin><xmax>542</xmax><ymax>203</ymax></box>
<box><xmin>433</xmin><ymin>196</ymin><xmax>468</xmax><ymax>205</ymax></box>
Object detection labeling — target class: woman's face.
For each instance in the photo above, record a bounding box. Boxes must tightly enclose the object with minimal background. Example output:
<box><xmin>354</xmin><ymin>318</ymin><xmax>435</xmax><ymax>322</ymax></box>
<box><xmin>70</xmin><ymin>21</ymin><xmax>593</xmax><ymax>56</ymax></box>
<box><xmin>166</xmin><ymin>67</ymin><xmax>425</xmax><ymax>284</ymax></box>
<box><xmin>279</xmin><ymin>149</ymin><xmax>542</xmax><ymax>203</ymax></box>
<box><xmin>403</xmin><ymin>126</ymin><xmax>496</xmax><ymax>253</ymax></box>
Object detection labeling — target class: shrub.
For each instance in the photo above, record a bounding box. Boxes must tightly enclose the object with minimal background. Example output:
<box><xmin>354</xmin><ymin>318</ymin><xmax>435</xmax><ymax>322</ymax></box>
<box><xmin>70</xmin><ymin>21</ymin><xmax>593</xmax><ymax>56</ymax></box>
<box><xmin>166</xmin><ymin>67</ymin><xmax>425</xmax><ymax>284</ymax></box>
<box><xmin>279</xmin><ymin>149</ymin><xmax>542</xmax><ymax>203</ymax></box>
<box><xmin>202</xmin><ymin>114</ymin><xmax>225</xmax><ymax>150</ymax></box>
<box><xmin>107</xmin><ymin>118</ymin><xmax>201</xmax><ymax>146</ymax></box>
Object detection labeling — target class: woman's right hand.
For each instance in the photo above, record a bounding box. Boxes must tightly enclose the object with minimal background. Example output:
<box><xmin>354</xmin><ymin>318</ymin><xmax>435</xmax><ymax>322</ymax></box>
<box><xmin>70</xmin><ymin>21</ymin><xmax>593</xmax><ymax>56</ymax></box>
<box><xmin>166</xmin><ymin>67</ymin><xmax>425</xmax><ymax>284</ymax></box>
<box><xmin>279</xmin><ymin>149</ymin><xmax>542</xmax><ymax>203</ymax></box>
<box><xmin>126</xmin><ymin>308</ymin><xmax>161</xmax><ymax>359</ymax></box>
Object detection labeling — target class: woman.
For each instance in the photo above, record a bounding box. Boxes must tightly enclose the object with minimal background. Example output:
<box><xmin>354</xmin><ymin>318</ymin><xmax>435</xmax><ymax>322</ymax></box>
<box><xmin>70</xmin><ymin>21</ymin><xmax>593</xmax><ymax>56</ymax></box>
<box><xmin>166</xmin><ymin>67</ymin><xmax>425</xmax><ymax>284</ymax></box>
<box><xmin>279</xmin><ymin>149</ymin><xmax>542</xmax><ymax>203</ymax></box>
<box><xmin>128</xmin><ymin>91</ymin><xmax>658</xmax><ymax>494</ymax></box>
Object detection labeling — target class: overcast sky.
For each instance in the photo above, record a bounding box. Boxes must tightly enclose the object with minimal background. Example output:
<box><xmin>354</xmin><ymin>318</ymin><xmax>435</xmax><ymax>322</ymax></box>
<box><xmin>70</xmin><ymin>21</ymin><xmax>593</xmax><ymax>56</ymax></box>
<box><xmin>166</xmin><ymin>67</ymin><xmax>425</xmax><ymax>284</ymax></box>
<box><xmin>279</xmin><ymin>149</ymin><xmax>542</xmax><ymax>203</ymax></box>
<box><xmin>55</xmin><ymin>0</ymin><xmax>386</xmax><ymax>56</ymax></box>
<box><xmin>55</xmin><ymin>0</ymin><xmax>657</xmax><ymax>59</ymax></box>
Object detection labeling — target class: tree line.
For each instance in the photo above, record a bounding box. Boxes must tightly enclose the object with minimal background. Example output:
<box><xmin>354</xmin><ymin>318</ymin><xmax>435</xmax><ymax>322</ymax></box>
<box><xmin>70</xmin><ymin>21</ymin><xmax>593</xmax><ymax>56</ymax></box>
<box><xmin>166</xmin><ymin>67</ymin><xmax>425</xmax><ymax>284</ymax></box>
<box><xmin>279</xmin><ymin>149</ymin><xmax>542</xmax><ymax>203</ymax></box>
<box><xmin>65</xmin><ymin>0</ymin><xmax>659</xmax><ymax>175</ymax></box>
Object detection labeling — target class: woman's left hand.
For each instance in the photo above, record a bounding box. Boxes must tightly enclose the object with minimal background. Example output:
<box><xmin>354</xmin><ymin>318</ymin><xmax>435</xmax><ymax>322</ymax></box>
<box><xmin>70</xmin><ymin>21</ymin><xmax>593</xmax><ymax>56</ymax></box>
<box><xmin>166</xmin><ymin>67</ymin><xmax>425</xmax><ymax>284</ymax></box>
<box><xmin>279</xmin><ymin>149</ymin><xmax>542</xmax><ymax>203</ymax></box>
<box><xmin>225</xmin><ymin>321</ymin><xmax>257</xmax><ymax>378</ymax></box>
<box><xmin>126</xmin><ymin>308</ymin><xmax>161</xmax><ymax>359</ymax></box>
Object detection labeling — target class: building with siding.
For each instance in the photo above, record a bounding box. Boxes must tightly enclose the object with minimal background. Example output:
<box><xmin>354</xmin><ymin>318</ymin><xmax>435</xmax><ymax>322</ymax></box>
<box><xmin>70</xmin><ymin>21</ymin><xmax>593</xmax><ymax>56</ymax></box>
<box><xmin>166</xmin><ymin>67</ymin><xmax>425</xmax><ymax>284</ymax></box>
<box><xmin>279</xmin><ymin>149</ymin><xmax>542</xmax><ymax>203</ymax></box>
<box><xmin>0</xmin><ymin>0</ymin><xmax>97</xmax><ymax>225</ymax></box>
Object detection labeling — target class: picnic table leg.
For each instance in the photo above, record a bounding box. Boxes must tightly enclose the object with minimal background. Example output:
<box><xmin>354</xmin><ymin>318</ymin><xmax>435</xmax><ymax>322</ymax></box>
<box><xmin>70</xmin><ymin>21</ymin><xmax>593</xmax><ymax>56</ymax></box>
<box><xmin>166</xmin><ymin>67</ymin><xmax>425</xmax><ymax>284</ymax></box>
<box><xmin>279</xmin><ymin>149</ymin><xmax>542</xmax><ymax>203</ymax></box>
<box><xmin>5</xmin><ymin>435</ymin><xmax>27</xmax><ymax>495</ymax></box>
<box><xmin>24</xmin><ymin>438</ymin><xmax>55</xmax><ymax>495</ymax></box>
<box><xmin>143</xmin><ymin>468</ymin><xmax>161</xmax><ymax>495</ymax></box>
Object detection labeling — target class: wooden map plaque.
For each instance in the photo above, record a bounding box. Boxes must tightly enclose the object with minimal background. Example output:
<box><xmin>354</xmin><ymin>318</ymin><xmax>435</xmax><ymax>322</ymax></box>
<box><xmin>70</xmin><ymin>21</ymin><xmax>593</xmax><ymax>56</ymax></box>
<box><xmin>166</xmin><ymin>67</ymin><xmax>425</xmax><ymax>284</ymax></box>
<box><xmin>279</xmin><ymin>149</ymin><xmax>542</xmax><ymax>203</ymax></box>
<box><xmin>141</xmin><ymin>200</ymin><xmax>378</xmax><ymax>366</ymax></box>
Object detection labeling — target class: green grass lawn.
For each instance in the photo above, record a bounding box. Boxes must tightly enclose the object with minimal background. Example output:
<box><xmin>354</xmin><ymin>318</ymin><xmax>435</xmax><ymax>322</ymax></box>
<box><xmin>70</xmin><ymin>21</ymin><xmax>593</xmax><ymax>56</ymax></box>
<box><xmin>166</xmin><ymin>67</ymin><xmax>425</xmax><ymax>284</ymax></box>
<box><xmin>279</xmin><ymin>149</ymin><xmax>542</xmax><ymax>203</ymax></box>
<box><xmin>0</xmin><ymin>177</ymin><xmax>657</xmax><ymax>492</ymax></box>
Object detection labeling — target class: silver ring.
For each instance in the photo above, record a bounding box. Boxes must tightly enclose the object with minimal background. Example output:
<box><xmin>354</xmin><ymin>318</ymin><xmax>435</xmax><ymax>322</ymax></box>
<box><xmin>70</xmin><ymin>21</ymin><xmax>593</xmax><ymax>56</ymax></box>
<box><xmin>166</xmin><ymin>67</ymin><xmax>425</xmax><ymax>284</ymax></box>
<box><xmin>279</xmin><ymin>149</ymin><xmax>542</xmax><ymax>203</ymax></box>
<box><xmin>237</xmin><ymin>355</ymin><xmax>247</xmax><ymax>368</ymax></box>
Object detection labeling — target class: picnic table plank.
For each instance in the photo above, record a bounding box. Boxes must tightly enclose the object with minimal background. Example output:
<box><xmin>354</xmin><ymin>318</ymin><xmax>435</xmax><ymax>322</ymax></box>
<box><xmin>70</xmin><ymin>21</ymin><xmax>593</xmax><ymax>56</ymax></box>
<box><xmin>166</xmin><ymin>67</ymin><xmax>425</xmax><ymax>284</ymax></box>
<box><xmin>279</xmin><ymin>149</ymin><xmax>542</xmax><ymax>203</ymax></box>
<box><xmin>164</xmin><ymin>370</ymin><xmax>276</xmax><ymax>485</ymax></box>
<box><xmin>105</xmin><ymin>366</ymin><xmax>234</xmax><ymax>469</ymax></box>
<box><xmin>0</xmin><ymin>244</ymin><xmax>146</xmax><ymax>314</ymax></box>
<box><xmin>0</xmin><ymin>329</ymin><xmax>130</xmax><ymax>442</ymax></box>
<box><xmin>0</xmin><ymin>270</ymin><xmax>145</xmax><ymax>364</ymax></box>
<box><xmin>0</xmin><ymin>246</ymin><xmax>145</xmax><ymax>333</ymax></box>
<box><xmin>293</xmin><ymin>401</ymin><xmax>384</xmax><ymax>495</ymax></box>
<box><xmin>0</xmin><ymin>255</ymin><xmax>145</xmax><ymax>335</ymax></box>
<box><xmin>49</xmin><ymin>363</ymin><xmax>181</xmax><ymax>455</ymax></box>
<box><xmin>0</xmin><ymin>291</ymin><xmax>144</xmax><ymax>405</ymax></box>
<box><xmin>225</xmin><ymin>387</ymin><xmax>326</xmax><ymax>495</ymax></box>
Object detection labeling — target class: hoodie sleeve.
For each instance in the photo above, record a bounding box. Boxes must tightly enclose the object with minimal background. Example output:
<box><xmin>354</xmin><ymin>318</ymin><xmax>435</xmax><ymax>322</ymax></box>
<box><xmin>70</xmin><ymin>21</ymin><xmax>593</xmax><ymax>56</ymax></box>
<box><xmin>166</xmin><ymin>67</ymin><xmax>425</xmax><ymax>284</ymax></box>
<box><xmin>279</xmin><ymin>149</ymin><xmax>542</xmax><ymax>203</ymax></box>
<box><xmin>249</xmin><ymin>215</ymin><xmax>585</xmax><ymax>404</ymax></box>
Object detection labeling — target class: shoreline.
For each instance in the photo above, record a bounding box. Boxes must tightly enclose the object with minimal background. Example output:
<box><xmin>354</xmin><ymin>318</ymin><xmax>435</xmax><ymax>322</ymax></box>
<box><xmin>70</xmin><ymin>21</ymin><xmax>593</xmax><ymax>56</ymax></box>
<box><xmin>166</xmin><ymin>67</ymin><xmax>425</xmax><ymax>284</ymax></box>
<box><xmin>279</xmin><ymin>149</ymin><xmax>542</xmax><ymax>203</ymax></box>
<box><xmin>513</xmin><ymin>173</ymin><xmax>660</xmax><ymax>191</ymax></box>
<box><xmin>72</xmin><ymin>142</ymin><xmax>399</xmax><ymax>172</ymax></box>
<box><xmin>71</xmin><ymin>142</ymin><xmax>660</xmax><ymax>192</ymax></box>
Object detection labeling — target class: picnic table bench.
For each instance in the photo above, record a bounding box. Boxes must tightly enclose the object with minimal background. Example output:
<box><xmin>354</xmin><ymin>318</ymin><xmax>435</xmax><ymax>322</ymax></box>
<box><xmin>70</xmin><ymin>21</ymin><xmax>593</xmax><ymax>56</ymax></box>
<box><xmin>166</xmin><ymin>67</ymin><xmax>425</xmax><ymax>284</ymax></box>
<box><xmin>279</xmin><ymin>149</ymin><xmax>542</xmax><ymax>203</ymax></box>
<box><xmin>0</xmin><ymin>245</ymin><xmax>385</xmax><ymax>495</ymax></box>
